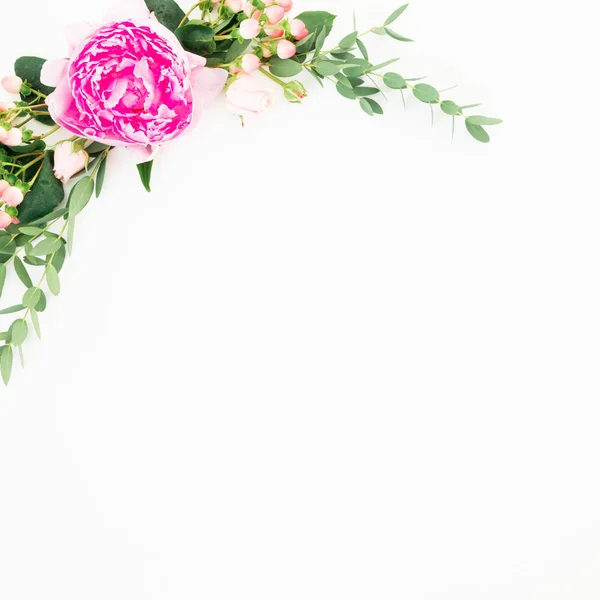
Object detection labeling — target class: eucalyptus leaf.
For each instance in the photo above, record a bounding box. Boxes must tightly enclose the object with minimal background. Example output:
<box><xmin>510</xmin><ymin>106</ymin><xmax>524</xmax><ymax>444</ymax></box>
<box><xmin>46</xmin><ymin>264</ymin><xmax>60</xmax><ymax>296</ymax></box>
<box><xmin>385</xmin><ymin>4</ymin><xmax>409</xmax><ymax>26</ymax></box>
<box><xmin>68</xmin><ymin>176</ymin><xmax>94</xmax><ymax>217</ymax></box>
<box><xmin>466</xmin><ymin>115</ymin><xmax>503</xmax><ymax>126</ymax></box>
<box><xmin>0</xmin><ymin>305</ymin><xmax>25</xmax><ymax>315</ymax></box>
<box><xmin>413</xmin><ymin>83</ymin><xmax>440</xmax><ymax>103</ymax></box>
<box><xmin>23</xmin><ymin>287</ymin><xmax>42</xmax><ymax>309</ymax></box>
<box><xmin>1</xmin><ymin>345</ymin><xmax>13</xmax><ymax>386</ymax></box>
<box><xmin>269</xmin><ymin>58</ymin><xmax>303</xmax><ymax>78</ymax></box>
<box><xmin>30</xmin><ymin>309</ymin><xmax>41</xmax><ymax>340</ymax></box>
<box><xmin>14</xmin><ymin>257</ymin><xmax>33</xmax><ymax>288</ymax></box>
<box><xmin>10</xmin><ymin>319</ymin><xmax>28</xmax><ymax>347</ymax></box>
<box><xmin>465</xmin><ymin>121</ymin><xmax>490</xmax><ymax>143</ymax></box>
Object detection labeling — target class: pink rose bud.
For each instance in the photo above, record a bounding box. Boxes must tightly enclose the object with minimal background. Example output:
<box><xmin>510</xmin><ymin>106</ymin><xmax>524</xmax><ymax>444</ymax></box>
<box><xmin>0</xmin><ymin>100</ymin><xmax>16</xmax><ymax>112</ymax></box>
<box><xmin>290</xmin><ymin>19</ymin><xmax>308</xmax><ymax>40</ymax></box>
<box><xmin>0</xmin><ymin>212</ymin><xmax>12</xmax><ymax>230</ymax></box>
<box><xmin>0</xmin><ymin>180</ymin><xmax>9</xmax><ymax>195</ymax></box>
<box><xmin>266</xmin><ymin>6</ymin><xmax>285</xmax><ymax>23</ymax></box>
<box><xmin>1</xmin><ymin>75</ymin><xmax>23</xmax><ymax>95</ymax></box>
<box><xmin>1</xmin><ymin>186</ymin><xmax>24</xmax><ymax>207</ymax></box>
<box><xmin>277</xmin><ymin>40</ymin><xmax>297</xmax><ymax>59</ymax></box>
<box><xmin>226</xmin><ymin>75</ymin><xmax>273</xmax><ymax>117</ymax></box>
<box><xmin>53</xmin><ymin>142</ymin><xmax>88</xmax><ymax>183</ymax></box>
<box><xmin>225</xmin><ymin>0</ymin><xmax>242</xmax><ymax>11</ymax></box>
<box><xmin>4</xmin><ymin>127</ymin><xmax>23</xmax><ymax>146</ymax></box>
<box><xmin>240</xmin><ymin>19</ymin><xmax>261</xmax><ymax>39</ymax></box>
<box><xmin>241</xmin><ymin>53</ymin><xmax>262</xmax><ymax>74</ymax></box>
<box><xmin>278</xmin><ymin>0</ymin><xmax>293</xmax><ymax>9</ymax></box>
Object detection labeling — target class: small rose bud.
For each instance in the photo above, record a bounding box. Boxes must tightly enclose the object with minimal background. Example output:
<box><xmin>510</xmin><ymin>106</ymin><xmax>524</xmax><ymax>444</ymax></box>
<box><xmin>53</xmin><ymin>142</ymin><xmax>89</xmax><ymax>183</ymax></box>
<box><xmin>276</xmin><ymin>39</ymin><xmax>297</xmax><ymax>59</ymax></box>
<box><xmin>0</xmin><ymin>211</ymin><xmax>12</xmax><ymax>230</ymax></box>
<box><xmin>290</xmin><ymin>19</ymin><xmax>308</xmax><ymax>40</ymax></box>
<box><xmin>4</xmin><ymin>127</ymin><xmax>23</xmax><ymax>147</ymax></box>
<box><xmin>1</xmin><ymin>186</ymin><xmax>24</xmax><ymax>207</ymax></box>
<box><xmin>240</xmin><ymin>19</ymin><xmax>261</xmax><ymax>39</ymax></box>
<box><xmin>241</xmin><ymin>53</ymin><xmax>262</xmax><ymax>74</ymax></box>
<box><xmin>1</xmin><ymin>75</ymin><xmax>23</xmax><ymax>95</ymax></box>
<box><xmin>266</xmin><ymin>5</ymin><xmax>285</xmax><ymax>23</ymax></box>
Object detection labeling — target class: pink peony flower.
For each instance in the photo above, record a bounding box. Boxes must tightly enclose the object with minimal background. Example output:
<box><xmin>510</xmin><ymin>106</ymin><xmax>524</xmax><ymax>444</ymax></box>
<box><xmin>41</xmin><ymin>0</ymin><xmax>227</xmax><ymax>163</ymax></box>
<box><xmin>226</xmin><ymin>75</ymin><xmax>273</xmax><ymax>117</ymax></box>
<box><xmin>53</xmin><ymin>142</ymin><xmax>88</xmax><ymax>183</ymax></box>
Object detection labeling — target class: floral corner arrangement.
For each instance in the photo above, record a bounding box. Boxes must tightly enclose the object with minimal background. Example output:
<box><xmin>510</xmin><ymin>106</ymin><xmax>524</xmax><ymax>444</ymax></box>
<box><xmin>0</xmin><ymin>0</ymin><xmax>501</xmax><ymax>385</ymax></box>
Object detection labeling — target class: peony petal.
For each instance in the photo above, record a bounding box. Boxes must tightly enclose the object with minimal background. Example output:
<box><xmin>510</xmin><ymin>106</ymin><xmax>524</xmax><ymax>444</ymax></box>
<box><xmin>186</xmin><ymin>53</ymin><xmax>207</xmax><ymax>69</ymax></box>
<box><xmin>191</xmin><ymin>67</ymin><xmax>228</xmax><ymax>107</ymax></box>
<box><xmin>125</xmin><ymin>143</ymin><xmax>160</xmax><ymax>164</ymax></box>
<box><xmin>66</xmin><ymin>21</ymin><xmax>99</xmax><ymax>53</ymax></box>
<box><xmin>40</xmin><ymin>58</ymin><xmax>69</xmax><ymax>88</ymax></box>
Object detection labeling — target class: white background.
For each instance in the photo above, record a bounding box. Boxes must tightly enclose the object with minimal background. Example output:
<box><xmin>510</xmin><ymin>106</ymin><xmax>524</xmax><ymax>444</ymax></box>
<box><xmin>1</xmin><ymin>0</ymin><xmax>599</xmax><ymax>598</ymax></box>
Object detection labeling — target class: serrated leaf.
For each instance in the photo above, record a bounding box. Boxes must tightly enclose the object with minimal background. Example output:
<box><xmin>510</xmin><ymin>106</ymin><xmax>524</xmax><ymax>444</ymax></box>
<box><xmin>14</xmin><ymin>257</ymin><xmax>33</xmax><ymax>288</ymax></box>
<box><xmin>46</xmin><ymin>264</ymin><xmax>60</xmax><ymax>296</ymax></box>
<box><xmin>385</xmin><ymin>4</ymin><xmax>409</xmax><ymax>26</ymax></box>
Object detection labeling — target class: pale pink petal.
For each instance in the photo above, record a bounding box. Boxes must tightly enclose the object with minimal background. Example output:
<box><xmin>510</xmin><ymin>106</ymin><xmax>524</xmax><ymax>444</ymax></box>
<box><xmin>125</xmin><ymin>144</ymin><xmax>160</xmax><ymax>164</ymax></box>
<box><xmin>66</xmin><ymin>21</ymin><xmax>99</xmax><ymax>53</ymax></box>
<box><xmin>191</xmin><ymin>67</ymin><xmax>228</xmax><ymax>107</ymax></box>
<box><xmin>40</xmin><ymin>58</ymin><xmax>69</xmax><ymax>88</ymax></box>
<box><xmin>186</xmin><ymin>53</ymin><xmax>207</xmax><ymax>69</ymax></box>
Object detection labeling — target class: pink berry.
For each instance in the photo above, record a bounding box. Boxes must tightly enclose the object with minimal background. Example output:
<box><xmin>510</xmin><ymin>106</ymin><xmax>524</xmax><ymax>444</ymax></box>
<box><xmin>4</xmin><ymin>127</ymin><xmax>23</xmax><ymax>147</ymax></box>
<box><xmin>0</xmin><ymin>212</ymin><xmax>12</xmax><ymax>230</ymax></box>
<box><xmin>290</xmin><ymin>19</ymin><xmax>308</xmax><ymax>40</ymax></box>
<box><xmin>239</xmin><ymin>19</ymin><xmax>261</xmax><ymax>39</ymax></box>
<box><xmin>2</xmin><ymin>186</ymin><xmax>24</xmax><ymax>207</ymax></box>
<box><xmin>277</xmin><ymin>39</ymin><xmax>297</xmax><ymax>59</ymax></box>
<box><xmin>0</xmin><ymin>180</ymin><xmax>9</xmax><ymax>195</ymax></box>
<box><xmin>266</xmin><ymin>6</ymin><xmax>285</xmax><ymax>24</ymax></box>
<box><xmin>1</xmin><ymin>75</ymin><xmax>23</xmax><ymax>95</ymax></box>
<box><xmin>241</xmin><ymin>54</ymin><xmax>262</xmax><ymax>73</ymax></box>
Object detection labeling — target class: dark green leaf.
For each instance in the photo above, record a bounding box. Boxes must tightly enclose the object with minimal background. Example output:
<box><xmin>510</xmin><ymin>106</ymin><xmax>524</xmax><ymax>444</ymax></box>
<box><xmin>224</xmin><ymin>38</ymin><xmax>251</xmax><ymax>63</ymax></box>
<box><xmin>51</xmin><ymin>243</ymin><xmax>66</xmax><ymax>273</ymax></box>
<box><xmin>14</xmin><ymin>56</ymin><xmax>55</xmax><ymax>125</ymax></box>
<box><xmin>363</xmin><ymin>98</ymin><xmax>384</xmax><ymax>115</ymax></box>
<box><xmin>294</xmin><ymin>11</ymin><xmax>336</xmax><ymax>54</ymax></box>
<box><xmin>35</xmin><ymin>290</ymin><xmax>47</xmax><ymax>313</ymax></box>
<box><xmin>175</xmin><ymin>21</ymin><xmax>215</xmax><ymax>54</ymax></box>
<box><xmin>137</xmin><ymin>161</ymin><xmax>153</xmax><ymax>193</ymax></box>
<box><xmin>17</xmin><ymin>151</ymin><xmax>65</xmax><ymax>224</ymax></box>
<box><xmin>95</xmin><ymin>154</ymin><xmax>107</xmax><ymax>198</ymax></box>
<box><xmin>1</xmin><ymin>140</ymin><xmax>46</xmax><ymax>154</ymax></box>
<box><xmin>145</xmin><ymin>0</ymin><xmax>186</xmax><ymax>32</ymax></box>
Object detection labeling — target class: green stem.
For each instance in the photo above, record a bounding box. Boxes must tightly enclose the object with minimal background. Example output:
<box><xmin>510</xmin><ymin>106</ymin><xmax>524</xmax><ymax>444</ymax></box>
<box><xmin>258</xmin><ymin>67</ymin><xmax>287</xmax><ymax>89</ymax></box>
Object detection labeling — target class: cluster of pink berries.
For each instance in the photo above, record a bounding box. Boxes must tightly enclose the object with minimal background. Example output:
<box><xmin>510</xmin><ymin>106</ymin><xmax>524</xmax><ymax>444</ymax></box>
<box><xmin>0</xmin><ymin>180</ymin><xmax>24</xmax><ymax>229</ymax></box>
<box><xmin>0</xmin><ymin>75</ymin><xmax>25</xmax><ymax>147</ymax></box>
<box><xmin>231</xmin><ymin>0</ymin><xmax>309</xmax><ymax>63</ymax></box>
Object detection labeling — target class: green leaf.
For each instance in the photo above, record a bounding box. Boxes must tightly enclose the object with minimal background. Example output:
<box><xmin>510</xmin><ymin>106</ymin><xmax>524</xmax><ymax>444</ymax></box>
<box><xmin>137</xmin><ymin>161</ymin><xmax>153</xmax><ymax>193</ymax></box>
<box><xmin>413</xmin><ymin>83</ymin><xmax>440</xmax><ymax>103</ymax></box>
<box><xmin>368</xmin><ymin>58</ymin><xmax>399</xmax><ymax>72</ymax></box>
<box><xmin>46</xmin><ymin>264</ymin><xmax>60</xmax><ymax>296</ymax></box>
<box><xmin>363</xmin><ymin>97</ymin><xmax>384</xmax><ymax>115</ymax></box>
<box><xmin>2</xmin><ymin>140</ymin><xmax>47</xmax><ymax>155</ymax></box>
<box><xmin>51</xmin><ymin>243</ymin><xmax>66</xmax><ymax>273</ymax></box>
<box><xmin>359</xmin><ymin>98</ymin><xmax>374</xmax><ymax>116</ymax></box>
<box><xmin>30</xmin><ymin>309</ymin><xmax>41</xmax><ymax>340</ymax></box>
<box><xmin>10</xmin><ymin>319</ymin><xmax>28</xmax><ymax>347</ymax></box>
<box><xmin>343</xmin><ymin>58</ymin><xmax>371</xmax><ymax>78</ymax></box>
<box><xmin>24</xmin><ymin>256</ymin><xmax>47</xmax><ymax>267</ymax></box>
<box><xmin>95</xmin><ymin>154</ymin><xmax>107</xmax><ymax>198</ymax></box>
<box><xmin>315</xmin><ymin>61</ymin><xmax>342</xmax><ymax>76</ymax></box>
<box><xmin>465</xmin><ymin>121</ymin><xmax>490</xmax><ymax>143</ymax></box>
<box><xmin>336</xmin><ymin>81</ymin><xmax>357</xmax><ymax>100</ymax></box>
<box><xmin>68</xmin><ymin>176</ymin><xmax>94</xmax><ymax>217</ymax></box>
<box><xmin>30</xmin><ymin>237</ymin><xmax>62</xmax><ymax>256</ymax></box>
<box><xmin>35</xmin><ymin>290</ymin><xmax>47</xmax><ymax>313</ymax></box>
<box><xmin>27</xmin><ymin>208</ymin><xmax>67</xmax><ymax>228</ymax></box>
<box><xmin>14</xmin><ymin>56</ymin><xmax>55</xmax><ymax>126</ymax></box>
<box><xmin>1</xmin><ymin>345</ymin><xmax>13</xmax><ymax>386</ymax></box>
<box><xmin>144</xmin><ymin>0</ymin><xmax>186</xmax><ymax>32</ymax></box>
<box><xmin>383</xmin><ymin>72</ymin><xmax>406</xmax><ymax>89</ymax></box>
<box><xmin>385</xmin><ymin>4</ymin><xmax>409</xmax><ymax>26</ymax></box>
<box><xmin>269</xmin><ymin>58</ymin><xmax>303</xmax><ymax>78</ymax></box>
<box><xmin>175</xmin><ymin>21</ymin><xmax>215</xmax><ymax>54</ymax></box>
<box><xmin>23</xmin><ymin>287</ymin><xmax>42</xmax><ymax>309</ymax></box>
<box><xmin>0</xmin><ymin>264</ymin><xmax>5</xmax><ymax>297</ymax></box>
<box><xmin>14</xmin><ymin>257</ymin><xmax>33</xmax><ymax>288</ymax></box>
<box><xmin>17</xmin><ymin>151</ymin><xmax>65</xmax><ymax>224</ymax></box>
<box><xmin>0</xmin><ymin>305</ymin><xmax>25</xmax><ymax>315</ymax></box>
<box><xmin>466</xmin><ymin>115</ymin><xmax>503</xmax><ymax>126</ymax></box>
<box><xmin>67</xmin><ymin>218</ymin><xmax>75</xmax><ymax>256</ymax></box>
<box><xmin>338</xmin><ymin>32</ymin><xmax>358</xmax><ymax>50</ymax></box>
<box><xmin>18</xmin><ymin>226</ymin><xmax>43</xmax><ymax>236</ymax></box>
<box><xmin>384</xmin><ymin>28</ymin><xmax>413</xmax><ymax>42</ymax></box>
<box><xmin>356</xmin><ymin>39</ymin><xmax>369</xmax><ymax>60</ymax></box>
<box><xmin>354</xmin><ymin>87</ymin><xmax>380</xmax><ymax>97</ymax></box>
<box><xmin>441</xmin><ymin>100</ymin><xmax>461</xmax><ymax>115</ymax></box>
<box><xmin>224</xmin><ymin>38</ymin><xmax>251</xmax><ymax>63</ymax></box>
<box><xmin>294</xmin><ymin>11</ymin><xmax>336</xmax><ymax>54</ymax></box>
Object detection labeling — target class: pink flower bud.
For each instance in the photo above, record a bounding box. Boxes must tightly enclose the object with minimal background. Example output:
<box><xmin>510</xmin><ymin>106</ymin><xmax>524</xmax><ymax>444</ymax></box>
<box><xmin>290</xmin><ymin>19</ymin><xmax>309</xmax><ymax>40</ymax></box>
<box><xmin>4</xmin><ymin>127</ymin><xmax>23</xmax><ymax>147</ymax></box>
<box><xmin>53</xmin><ymin>142</ymin><xmax>88</xmax><ymax>183</ymax></box>
<box><xmin>266</xmin><ymin>5</ymin><xmax>285</xmax><ymax>23</ymax></box>
<box><xmin>267</xmin><ymin>27</ymin><xmax>285</xmax><ymax>38</ymax></box>
<box><xmin>241</xmin><ymin>53</ymin><xmax>262</xmax><ymax>74</ymax></box>
<box><xmin>0</xmin><ymin>180</ymin><xmax>9</xmax><ymax>195</ymax></box>
<box><xmin>277</xmin><ymin>39</ymin><xmax>297</xmax><ymax>59</ymax></box>
<box><xmin>1</xmin><ymin>75</ymin><xmax>23</xmax><ymax>95</ymax></box>
<box><xmin>0</xmin><ymin>129</ymin><xmax>7</xmax><ymax>144</ymax></box>
<box><xmin>239</xmin><ymin>18</ymin><xmax>261</xmax><ymax>39</ymax></box>
<box><xmin>1</xmin><ymin>186</ymin><xmax>24</xmax><ymax>207</ymax></box>
<box><xmin>0</xmin><ymin>212</ymin><xmax>12</xmax><ymax>230</ymax></box>
<box><xmin>0</xmin><ymin>100</ymin><xmax>16</xmax><ymax>112</ymax></box>
<box><xmin>242</xmin><ymin>2</ymin><xmax>255</xmax><ymax>17</ymax></box>
<box><xmin>225</xmin><ymin>0</ymin><xmax>242</xmax><ymax>11</ymax></box>
<box><xmin>278</xmin><ymin>0</ymin><xmax>293</xmax><ymax>10</ymax></box>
